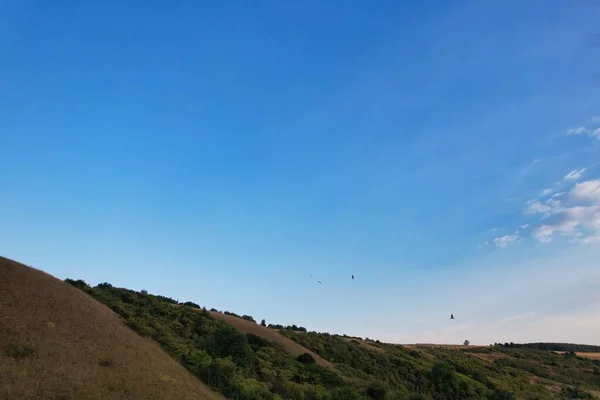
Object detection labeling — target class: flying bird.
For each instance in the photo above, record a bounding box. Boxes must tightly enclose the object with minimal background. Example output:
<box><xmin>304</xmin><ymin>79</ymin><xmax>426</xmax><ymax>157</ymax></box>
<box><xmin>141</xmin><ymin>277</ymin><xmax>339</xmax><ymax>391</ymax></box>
<box><xmin>317</xmin><ymin>281</ymin><xmax>322</xmax><ymax>284</ymax></box>
<box><xmin>450</xmin><ymin>314</ymin><xmax>455</xmax><ymax>320</ymax></box>
<box><xmin>352</xmin><ymin>274</ymin><xmax>354</xmax><ymax>280</ymax></box>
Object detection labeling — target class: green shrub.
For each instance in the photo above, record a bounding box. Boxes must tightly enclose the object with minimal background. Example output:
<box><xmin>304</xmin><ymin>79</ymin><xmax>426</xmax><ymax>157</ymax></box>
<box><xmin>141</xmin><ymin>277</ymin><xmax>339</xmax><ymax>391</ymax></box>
<box><xmin>4</xmin><ymin>344</ymin><xmax>35</xmax><ymax>360</ymax></box>
<box><xmin>297</xmin><ymin>353</ymin><xmax>316</xmax><ymax>365</ymax></box>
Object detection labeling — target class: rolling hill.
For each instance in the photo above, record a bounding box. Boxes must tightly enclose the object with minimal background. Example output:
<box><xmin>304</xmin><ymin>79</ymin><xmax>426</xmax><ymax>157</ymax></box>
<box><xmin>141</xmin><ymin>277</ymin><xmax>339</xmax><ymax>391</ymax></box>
<box><xmin>3</xmin><ymin>255</ymin><xmax>600</xmax><ymax>400</ymax></box>
<box><xmin>0</xmin><ymin>256</ymin><xmax>224</xmax><ymax>400</ymax></box>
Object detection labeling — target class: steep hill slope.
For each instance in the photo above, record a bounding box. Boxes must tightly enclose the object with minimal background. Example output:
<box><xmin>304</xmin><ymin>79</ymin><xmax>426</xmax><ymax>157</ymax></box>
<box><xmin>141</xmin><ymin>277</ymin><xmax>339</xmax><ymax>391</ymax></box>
<box><xmin>64</xmin><ymin>275</ymin><xmax>600</xmax><ymax>400</ymax></box>
<box><xmin>209</xmin><ymin>311</ymin><xmax>332</xmax><ymax>368</ymax></box>
<box><xmin>6</xmin><ymin>255</ymin><xmax>600</xmax><ymax>400</ymax></box>
<box><xmin>0</xmin><ymin>257</ymin><xmax>224</xmax><ymax>400</ymax></box>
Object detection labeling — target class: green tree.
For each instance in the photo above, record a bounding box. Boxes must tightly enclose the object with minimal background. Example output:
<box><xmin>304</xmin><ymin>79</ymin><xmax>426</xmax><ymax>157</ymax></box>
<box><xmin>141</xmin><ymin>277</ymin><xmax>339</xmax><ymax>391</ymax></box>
<box><xmin>488</xmin><ymin>389</ymin><xmax>515</xmax><ymax>400</ymax></box>
<box><xmin>366</xmin><ymin>380</ymin><xmax>389</xmax><ymax>400</ymax></box>
<box><xmin>297</xmin><ymin>353</ymin><xmax>316</xmax><ymax>365</ymax></box>
<box><xmin>260</xmin><ymin>319</ymin><xmax>266</xmax><ymax>327</ymax></box>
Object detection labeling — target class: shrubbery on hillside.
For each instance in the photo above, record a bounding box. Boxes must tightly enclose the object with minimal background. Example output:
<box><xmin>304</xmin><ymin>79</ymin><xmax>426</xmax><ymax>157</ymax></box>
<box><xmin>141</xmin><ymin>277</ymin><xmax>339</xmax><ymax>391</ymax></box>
<box><xmin>493</xmin><ymin>342</ymin><xmax>600</xmax><ymax>352</ymax></box>
<box><xmin>65</xmin><ymin>278</ymin><xmax>600</xmax><ymax>400</ymax></box>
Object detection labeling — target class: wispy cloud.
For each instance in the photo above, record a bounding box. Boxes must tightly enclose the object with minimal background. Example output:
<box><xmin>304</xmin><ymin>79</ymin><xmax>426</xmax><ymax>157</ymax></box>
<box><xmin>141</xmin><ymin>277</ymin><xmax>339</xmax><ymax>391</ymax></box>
<box><xmin>567</xmin><ymin>126</ymin><xmax>591</xmax><ymax>135</ymax></box>
<box><xmin>566</xmin><ymin>125</ymin><xmax>600</xmax><ymax>140</ymax></box>
<box><xmin>520</xmin><ymin>224</ymin><xmax>529</xmax><ymax>229</ymax></box>
<box><xmin>564</xmin><ymin>168</ymin><xmax>587</xmax><ymax>180</ymax></box>
<box><xmin>493</xmin><ymin>234</ymin><xmax>520</xmax><ymax>248</ymax></box>
<box><xmin>524</xmin><ymin>200</ymin><xmax>552</xmax><ymax>216</ymax></box>
<box><xmin>531</xmin><ymin>179</ymin><xmax>600</xmax><ymax>244</ymax></box>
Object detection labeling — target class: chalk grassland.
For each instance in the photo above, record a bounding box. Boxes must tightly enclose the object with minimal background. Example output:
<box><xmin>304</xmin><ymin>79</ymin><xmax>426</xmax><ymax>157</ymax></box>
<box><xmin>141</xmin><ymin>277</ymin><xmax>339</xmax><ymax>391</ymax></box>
<box><xmin>0</xmin><ymin>256</ymin><xmax>224</xmax><ymax>400</ymax></box>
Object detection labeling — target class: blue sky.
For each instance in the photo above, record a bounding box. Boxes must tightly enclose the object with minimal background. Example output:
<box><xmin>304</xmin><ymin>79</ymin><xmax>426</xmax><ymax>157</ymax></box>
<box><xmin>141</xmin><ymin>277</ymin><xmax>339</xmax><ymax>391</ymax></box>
<box><xmin>2</xmin><ymin>0</ymin><xmax>600</xmax><ymax>344</ymax></box>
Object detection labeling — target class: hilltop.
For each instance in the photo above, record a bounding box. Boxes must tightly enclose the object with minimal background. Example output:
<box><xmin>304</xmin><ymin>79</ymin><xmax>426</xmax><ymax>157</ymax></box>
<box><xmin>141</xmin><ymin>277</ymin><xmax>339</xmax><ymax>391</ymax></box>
<box><xmin>2</xmin><ymin>256</ymin><xmax>600</xmax><ymax>399</ymax></box>
<box><xmin>0</xmin><ymin>257</ymin><xmax>224</xmax><ymax>400</ymax></box>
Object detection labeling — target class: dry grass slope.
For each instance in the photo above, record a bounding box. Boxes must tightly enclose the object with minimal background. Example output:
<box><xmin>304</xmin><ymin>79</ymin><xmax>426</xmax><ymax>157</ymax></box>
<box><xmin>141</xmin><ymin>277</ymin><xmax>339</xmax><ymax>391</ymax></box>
<box><xmin>209</xmin><ymin>311</ymin><xmax>333</xmax><ymax>368</ymax></box>
<box><xmin>0</xmin><ymin>256</ymin><xmax>225</xmax><ymax>400</ymax></box>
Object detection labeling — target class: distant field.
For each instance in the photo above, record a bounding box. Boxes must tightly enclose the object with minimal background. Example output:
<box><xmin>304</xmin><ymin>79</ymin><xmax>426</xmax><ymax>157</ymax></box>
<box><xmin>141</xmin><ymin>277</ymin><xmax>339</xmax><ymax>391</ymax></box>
<box><xmin>579</xmin><ymin>353</ymin><xmax>600</xmax><ymax>360</ymax></box>
<box><xmin>555</xmin><ymin>351</ymin><xmax>600</xmax><ymax>360</ymax></box>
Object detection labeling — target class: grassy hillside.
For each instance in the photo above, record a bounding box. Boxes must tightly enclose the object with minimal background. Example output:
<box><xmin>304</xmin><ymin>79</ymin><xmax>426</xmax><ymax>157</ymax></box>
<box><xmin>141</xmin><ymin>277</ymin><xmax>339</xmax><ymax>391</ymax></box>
<box><xmin>208</xmin><ymin>311</ymin><xmax>332</xmax><ymax>368</ymax></box>
<box><xmin>0</xmin><ymin>257</ymin><xmax>223</xmax><ymax>400</ymax></box>
<box><xmin>3</xmin><ymin>255</ymin><xmax>600</xmax><ymax>399</ymax></box>
<box><xmin>61</xmin><ymin>277</ymin><xmax>600</xmax><ymax>400</ymax></box>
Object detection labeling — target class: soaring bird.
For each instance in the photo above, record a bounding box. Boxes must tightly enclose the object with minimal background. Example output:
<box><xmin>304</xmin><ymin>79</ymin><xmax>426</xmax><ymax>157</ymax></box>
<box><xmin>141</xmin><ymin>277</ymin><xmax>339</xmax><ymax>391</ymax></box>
<box><xmin>317</xmin><ymin>281</ymin><xmax>322</xmax><ymax>284</ymax></box>
<box><xmin>352</xmin><ymin>274</ymin><xmax>355</xmax><ymax>280</ymax></box>
<box><xmin>450</xmin><ymin>314</ymin><xmax>455</xmax><ymax>320</ymax></box>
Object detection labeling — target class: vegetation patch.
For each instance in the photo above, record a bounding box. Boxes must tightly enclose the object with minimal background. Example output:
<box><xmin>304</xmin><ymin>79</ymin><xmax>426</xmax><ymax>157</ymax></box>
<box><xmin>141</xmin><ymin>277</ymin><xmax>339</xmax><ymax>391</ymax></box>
<box><xmin>4</xmin><ymin>343</ymin><xmax>36</xmax><ymax>360</ymax></box>
<box><xmin>64</xmin><ymin>277</ymin><xmax>600</xmax><ymax>400</ymax></box>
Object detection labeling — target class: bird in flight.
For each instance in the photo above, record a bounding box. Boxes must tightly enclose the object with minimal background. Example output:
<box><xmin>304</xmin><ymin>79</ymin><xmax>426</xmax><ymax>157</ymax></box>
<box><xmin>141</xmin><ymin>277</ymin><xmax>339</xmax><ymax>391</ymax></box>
<box><xmin>450</xmin><ymin>314</ymin><xmax>455</xmax><ymax>320</ymax></box>
<box><xmin>352</xmin><ymin>274</ymin><xmax>355</xmax><ymax>280</ymax></box>
<box><xmin>317</xmin><ymin>281</ymin><xmax>322</xmax><ymax>284</ymax></box>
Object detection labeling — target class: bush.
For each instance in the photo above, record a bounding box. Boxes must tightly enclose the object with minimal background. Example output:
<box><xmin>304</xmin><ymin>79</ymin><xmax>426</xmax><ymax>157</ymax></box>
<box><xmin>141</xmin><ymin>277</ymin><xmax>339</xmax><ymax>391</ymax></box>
<box><xmin>297</xmin><ymin>353</ymin><xmax>316</xmax><ymax>365</ymax></box>
<box><xmin>99</xmin><ymin>358</ymin><xmax>114</xmax><ymax>367</ymax></box>
<box><xmin>4</xmin><ymin>344</ymin><xmax>35</xmax><ymax>360</ymax></box>
<box><xmin>241</xmin><ymin>315</ymin><xmax>256</xmax><ymax>322</ymax></box>
<box><xmin>183</xmin><ymin>301</ymin><xmax>201</xmax><ymax>309</ymax></box>
<box><xmin>366</xmin><ymin>381</ymin><xmax>389</xmax><ymax>400</ymax></box>
<box><xmin>65</xmin><ymin>278</ymin><xmax>92</xmax><ymax>292</ymax></box>
<box><xmin>488</xmin><ymin>389</ymin><xmax>515</xmax><ymax>400</ymax></box>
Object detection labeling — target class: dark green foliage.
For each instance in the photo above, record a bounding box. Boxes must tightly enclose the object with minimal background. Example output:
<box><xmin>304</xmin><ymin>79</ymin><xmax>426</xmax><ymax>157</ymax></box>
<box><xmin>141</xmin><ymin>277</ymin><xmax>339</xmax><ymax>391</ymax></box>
<box><xmin>66</xmin><ymin>279</ymin><xmax>366</xmax><ymax>399</ymax></box>
<box><xmin>297</xmin><ymin>353</ymin><xmax>316</xmax><ymax>365</ymax></box>
<box><xmin>267</xmin><ymin>323</ymin><xmax>307</xmax><ymax>332</ymax></box>
<box><xmin>366</xmin><ymin>380</ymin><xmax>388</xmax><ymax>400</ymax></box>
<box><xmin>65</xmin><ymin>278</ymin><xmax>92</xmax><ymax>293</ymax></box>
<box><xmin>494</xmin><ymin>342</ymin><xmax>600</xmax><ymax>352</ymax></box>
<box><xmin>487</xmin><ymin>389</ymin><xmax>514</xmax><ymax>400</ymax></box>
<box><xmin>98</xmin><ymin>358</ymin><xmax>114</xmax><ymax>367</ymax></box>
<box><xmin>241</xmin><ymin>315</ymin><xmax>255</xmax><ymax>322</ymax></box>
<box><xmin>4</xmin><ymin>344</ymin><xmax>35</xmax><ymax>360</ymax></box>
<box><xmin>182</xmin><ymin>301</ymin><xmax>201</xmax><ymax>309</ymax></box>
<box><xmin>561</xmin><ymin>386</ymin><xmax>594</xmax><ymax>399</ymax></box>
<box><xmin>223</xmin><ymin>311</ymin><xmax>240</xmax><ymax>317</ymax></box>
<box><xmin>64</xmin><ymin>277</ymin><xmax>600</xmax><ymax>400</ymax></box>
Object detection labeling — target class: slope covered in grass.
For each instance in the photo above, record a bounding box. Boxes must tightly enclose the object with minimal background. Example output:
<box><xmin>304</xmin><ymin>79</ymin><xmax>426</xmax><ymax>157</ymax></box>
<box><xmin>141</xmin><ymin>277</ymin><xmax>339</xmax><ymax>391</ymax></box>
<box><xmin>280</xmin><ymin>330</ymin><xmax>600</xmax><ymax>399</ymax></box>
<box><xmin>209</xmin><ymin>311</ymin><xmax>332</xmax><ymax>368</ymax></box>
<box><xmin>0</xmin><ymin>257</ymin><xmax>223</xmax><ymax>400</ymax></box>
<box><xmin>60</xmin><ymin>272</ymin><xmax>600</xmax><ymax>399</ymax></box>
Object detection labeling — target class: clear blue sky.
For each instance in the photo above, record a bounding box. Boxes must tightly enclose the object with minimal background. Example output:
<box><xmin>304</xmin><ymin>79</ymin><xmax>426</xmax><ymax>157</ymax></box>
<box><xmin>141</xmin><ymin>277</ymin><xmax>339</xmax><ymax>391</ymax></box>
<box><xmin>2</xmin><ymin>0</ymin><xmax>600</xmax><ymax>344</ymax></box>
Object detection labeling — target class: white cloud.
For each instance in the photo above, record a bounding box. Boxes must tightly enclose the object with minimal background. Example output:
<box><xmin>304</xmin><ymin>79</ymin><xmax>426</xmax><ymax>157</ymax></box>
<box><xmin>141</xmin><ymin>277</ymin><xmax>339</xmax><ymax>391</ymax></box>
<box><xmin>564</xmin><ymin>168</ymin><xmax>587</xmax><ymax>180</ymax></box>
<box><xmin>493</xmin><ymin>234</ymin><xmax>519</xmax><ymax>248</ymax></box>
<box><xmin>524</xmin><ymin>200</ymin><xmax>552</xmax><ymax>215</ymax></box>
<box><xmin>520</xmin><ymin>224</ymin><xmax>529</xmax><ymax>229</ymax></box>
<box><xmin>567</xmin><ymin>126</ymin><xmax>591</xmax><ymax>135</ymax></box>
<box><xmin>540</xmin><ymin>188</ymin><xmax>554</xmax><ymax>196</ymax></box>
<box><xmin>570</xmin><ymin>179</ymin><xmax>600</xmax><ymax>203</ymax></box>
<box><xmin>566</xmin><ymin>125</ymin><xmax>600</xmax><ymax>140</ymax></box>
<box><xmin>529</xmin><ymin>179</ymin><xmax>600</xmax><ymax>244</ymax></box>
